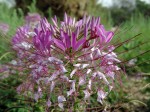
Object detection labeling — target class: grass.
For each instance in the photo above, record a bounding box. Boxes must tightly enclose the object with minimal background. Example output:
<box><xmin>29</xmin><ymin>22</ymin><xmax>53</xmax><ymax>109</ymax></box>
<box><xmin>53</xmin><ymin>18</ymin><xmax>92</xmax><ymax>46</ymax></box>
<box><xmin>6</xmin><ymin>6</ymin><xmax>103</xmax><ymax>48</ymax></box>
<box><xmin>114</xmin><ymin>13</ymin><xmax>150</xmax><ymax>73</ymax></box>
<box><xmin>0</xmin><ymin>4</ymin><xmax>24</xmax><ymax>35</ymax></box>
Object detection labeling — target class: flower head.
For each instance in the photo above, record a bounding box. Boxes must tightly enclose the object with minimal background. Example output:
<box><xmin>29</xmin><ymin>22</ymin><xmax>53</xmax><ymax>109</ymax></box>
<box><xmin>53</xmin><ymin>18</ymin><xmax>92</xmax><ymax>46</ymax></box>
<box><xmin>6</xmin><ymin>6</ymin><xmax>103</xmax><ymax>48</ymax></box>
<box><xmin>12</xmin><ymin>13</ymin><xmax>121</xmax><ymax>110</ymax></box>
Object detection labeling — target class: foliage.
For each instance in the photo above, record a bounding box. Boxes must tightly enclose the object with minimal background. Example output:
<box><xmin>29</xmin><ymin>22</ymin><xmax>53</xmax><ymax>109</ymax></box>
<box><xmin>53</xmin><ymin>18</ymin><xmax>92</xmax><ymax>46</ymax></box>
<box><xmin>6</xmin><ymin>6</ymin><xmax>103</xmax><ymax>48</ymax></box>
<box><xmin>0</xmin><ymin>4</ymin><xmax>24</xmax><ymax>35</ymax></box>
<box><xmin>136</xmin><ymin>0</ymin><xmax>150</xmax><ymax>17</ymax></box>
<box><xmin>15</xmin><ymin>0</ymin><xmax>89</xmax><ymax>19</ymax></box>
<box><xmin>105</xmin><ymin>0</ymin><xmax>150</xmax><ymax>25</ymax></box>
<box><xmin>114</xmin><ymin>13</ymin><xmax>150</xmax><ymax>73</ymax></box>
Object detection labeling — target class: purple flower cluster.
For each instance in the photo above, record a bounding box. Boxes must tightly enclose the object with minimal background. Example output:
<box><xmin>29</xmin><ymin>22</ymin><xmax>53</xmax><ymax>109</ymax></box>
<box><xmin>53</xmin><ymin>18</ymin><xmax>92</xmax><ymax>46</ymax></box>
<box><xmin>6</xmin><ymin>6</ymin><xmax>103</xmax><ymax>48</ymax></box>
<box><xmin>12</xmin><ymin>14</ymin><xmax>121</xmax><ymax>110</ymax></box>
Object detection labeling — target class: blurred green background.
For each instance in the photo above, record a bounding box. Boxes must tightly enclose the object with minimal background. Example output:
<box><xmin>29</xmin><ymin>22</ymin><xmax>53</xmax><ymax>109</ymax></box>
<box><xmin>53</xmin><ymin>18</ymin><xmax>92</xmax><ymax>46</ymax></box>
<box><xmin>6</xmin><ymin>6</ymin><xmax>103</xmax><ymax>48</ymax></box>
<box><xmin>0</xmin><ymin>0</ymin><xmax>150</xmax><ymax>111</ymax></box>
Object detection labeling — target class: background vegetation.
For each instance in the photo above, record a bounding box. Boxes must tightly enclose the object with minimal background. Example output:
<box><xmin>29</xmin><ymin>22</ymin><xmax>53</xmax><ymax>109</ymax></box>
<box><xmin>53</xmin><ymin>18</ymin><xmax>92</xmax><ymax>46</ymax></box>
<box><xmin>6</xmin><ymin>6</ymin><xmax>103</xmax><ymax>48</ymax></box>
<box><xmin>0</xmin><ymin>0</ymin><xmax>150</xmax><ymax>111</ymax></box>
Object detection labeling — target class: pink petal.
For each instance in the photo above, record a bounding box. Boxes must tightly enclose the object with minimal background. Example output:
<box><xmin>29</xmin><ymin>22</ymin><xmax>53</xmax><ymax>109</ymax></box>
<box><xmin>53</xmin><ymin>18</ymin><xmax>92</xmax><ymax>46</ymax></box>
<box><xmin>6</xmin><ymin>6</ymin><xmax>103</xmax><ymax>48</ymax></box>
<box><xmin>48</xmin><ymin>57</ymin><xmax>63</xmax><ymax>64</ymax></box>
<box><xmin>107</xmin><ymin>72</ymin><xmax>115</xmax><ymax>79</ymax></box>
<box><xmin>74</xmin><ymin>38</ymin><xmax>86</xmax><ymax>51</ymax></box>
<box><xmin>60</xmin><ymin>65</ymin><xmax>67</xmax><ymax>73</ymax></box>
<box><xmin>67</xmin><ymin>89</ymin><xmax>74</xmax><ymax>97</ymax></box>
<box><xmin>53</xmin><ymin>38</ymin><xmax>65</xmax><ymax>51</ymax></box>
<box><xmin>71</xmin><ymin>32</ymin><xmax>76</xmax><ymax>50</ymax></box>
<box><xmin>64</xmin><ymin>13</ymin><xmax>68</xmax><ymax>24</ymax></box>
<box><xmin>82</xmin><ymin>64</ymin><xmax>89</xmax><ymax>69</ymax></box>
<box><xmin>50</xmin><ymin>81</ymin><xmax>55</xmax><ymax>92</ymax></box>
<box><xmin>61</xmin><ymin>31</ymin><xmax>71</xmax><ymax>49</ymax></box>
<box><xmin>92</xmin><ymin>48</ymin><xmax>101</xmax><ymax>59</ymax></box>
<box><xmin>79</xmin><ymin>76</ymin><xmax>86</xmax><ymax>85</ymax></box>
<box><xmin>52</xmin><ymin>17</ymin><xmax>58</xmax><ymax>27</ymax></box>
<box><xmin>86</xmin><ymin>69</ymin><xmax>92</xmax><ymax>74</ymax></box>
<box><xmin>97</xmin><ymin>90</ymin><xmax>107</xmax><ymax>104</ymax></box>
<box><xmin>48</xmin><ymin>71</ymin><xmax>60</xmax><ymax>81</ymax></box>
<box><xmin>60</xmin><ymin>75</ymin><xmax>69</xmax><ymax>82</ymax></box>
<box><xmin>70</xmin><ymin>69</ymin><xmax>77</xmax><ymax>78</ymax></box>
<box><xmin>58</xmin><ymin>95</ymin><xmax>66</xmax><ymax>103</ymax></box>
<box><xmin>106</xmin><ymin>32</ymin><xmax>114</xmax><ymax>43</ymax></box>
<box><xmin>88</xmin><ymin>79</ymin><xmax>92</xmax><ymax>90</ymax></box>
<box><xmin>97</xmin><ymin>71</ymin><xmax>109</xmax><ymax>85</ymax></box>
<box><xmin>83</xmin><ymin>90</ymin><xmax>91</xmax><ymax>99</ymax></box>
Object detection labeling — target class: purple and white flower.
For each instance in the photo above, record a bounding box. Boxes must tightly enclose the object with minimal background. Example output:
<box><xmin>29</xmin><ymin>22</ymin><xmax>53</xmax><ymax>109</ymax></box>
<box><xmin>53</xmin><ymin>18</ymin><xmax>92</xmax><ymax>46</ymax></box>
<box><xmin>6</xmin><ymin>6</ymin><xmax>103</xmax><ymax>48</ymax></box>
<box><xmin>11</xmin><ymin>13</ymin><xmax>121</xmax><ymax>109</ymax></box>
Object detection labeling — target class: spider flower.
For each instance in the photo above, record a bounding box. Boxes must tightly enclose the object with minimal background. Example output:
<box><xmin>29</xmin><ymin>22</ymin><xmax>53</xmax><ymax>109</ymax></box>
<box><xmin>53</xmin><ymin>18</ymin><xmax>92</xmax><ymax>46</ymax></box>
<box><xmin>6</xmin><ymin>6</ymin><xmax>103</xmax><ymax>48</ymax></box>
<box><xmin>12</xmin><ymin>14</ymin><xmax>121</xmax><ymax>110</ymax></box>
